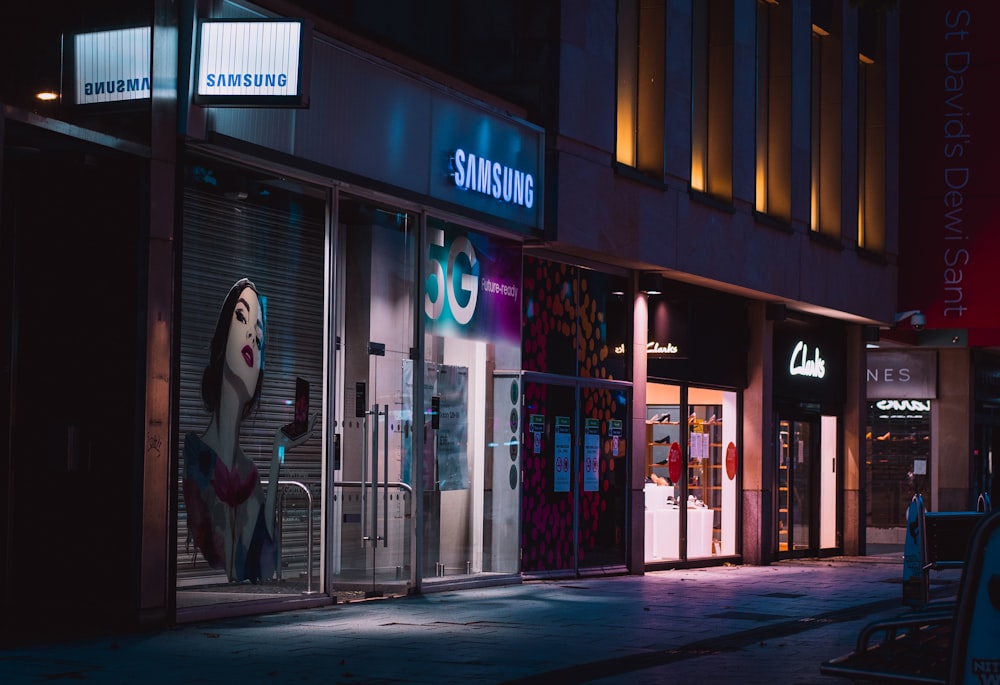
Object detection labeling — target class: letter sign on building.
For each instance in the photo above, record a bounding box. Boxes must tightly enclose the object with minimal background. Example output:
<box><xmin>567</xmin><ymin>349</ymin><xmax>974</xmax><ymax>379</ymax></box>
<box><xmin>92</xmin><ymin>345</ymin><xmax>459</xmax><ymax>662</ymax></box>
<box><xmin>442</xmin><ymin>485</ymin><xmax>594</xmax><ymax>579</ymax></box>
<box><xmin>866</xmin><ymin>350</ymin><xmax>937</xmax><ymax>400</ymax></box>
<box><xmin>195</xmin><ymin>19</ymin><xmax>311</xmax><ymax>107</ymax></box>
<box><xmin>789</xmin><ymin>340</ymin><xmax>826</xmax><ymax>379</ymax></box>
<box><xmin>72</xmin><ymin>27</ymin><xmax>151</xmax><ymax>105</ymax></box>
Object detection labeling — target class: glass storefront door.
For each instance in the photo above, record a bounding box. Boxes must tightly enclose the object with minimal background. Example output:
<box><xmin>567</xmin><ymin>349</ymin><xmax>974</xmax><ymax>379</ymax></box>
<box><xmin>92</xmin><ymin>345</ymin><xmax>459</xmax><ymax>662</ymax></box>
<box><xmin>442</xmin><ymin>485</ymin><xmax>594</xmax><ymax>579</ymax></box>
<box><xmin>776</xmin><ymin>414</ymin><xmax>838</xmax><ymax>555</ymax></box>
<box><xmin>579</xmin><ymin>385</ymin><xmax>629</xmax><ymax>569</ymax></box>
<box><xmin>778</xmin><ymin>419</ymin><xmax>815</xmax><ymax>553</ymax></box>
<box><xmin>521</xmin><ymin>379</ymin><xmax>631</xmax><ymax>575</ymax></box>
<box><xmin>330</xmin><ymin>195</ymin><xmax>416</xmax><ymax>598</ymax></box>
<box><xmin>521</xmin><ymin>381</ymin><xmax>578</xmax><ymax>574</ymax></box>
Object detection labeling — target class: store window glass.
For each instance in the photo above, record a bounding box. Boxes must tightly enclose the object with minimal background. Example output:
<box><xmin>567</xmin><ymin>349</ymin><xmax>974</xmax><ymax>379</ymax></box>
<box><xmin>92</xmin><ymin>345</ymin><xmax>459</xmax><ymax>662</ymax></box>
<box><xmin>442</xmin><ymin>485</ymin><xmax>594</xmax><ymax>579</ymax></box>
<box><xmin>755</xmin><ymin>0</ymin><xmax>792</xmax><ymax>221</ymax></box>
<box><xmin>421</xmin><ymin>217</ymin><xmax>523</xmax><ymax>581</ymax></box>
<box><xmin>645</xmin><ymin>383</ymin><xmax>738</xmax><ymax>563</ymax></box>
<box><xmin>867</xmin><ymin>400</ymin><xmax>931</xmax><ymax>527</ymax></box>
<box><xmin>691</xmin><ymin>0</ymin><xmax>734</xmax><ymax>200</ymax></box>
<box><xmin>616</xmin><ymin>0</ymin><xmax>665</xmax><ymax>175</ymax></box>
<box><xmin>579</xmin><ymin>270</ymin><xmax>630</xmax><ymax>381</ymax></box>
<box><xmin>176</xmin><ymin>157</ymin><xmax>327</xmax><ymax>608</ymax></box>
<box><xmin>523</xmin><ymin>257</ymin><xmax>628</xmax><ymax>380</ymax></box>
<box><xmin>523</xmin><ymin>256</ymin><xmax>577</xmax><ymax>376</ymax></box>
<box><xmin>810</xmin><ymin>13</ymin><xmax>843</xmax><ymax>238</ymax></box>
<box><xmin>857</xmin><ymin>7</ymin><xmax>887</xmax><ymax>252</ymax></box>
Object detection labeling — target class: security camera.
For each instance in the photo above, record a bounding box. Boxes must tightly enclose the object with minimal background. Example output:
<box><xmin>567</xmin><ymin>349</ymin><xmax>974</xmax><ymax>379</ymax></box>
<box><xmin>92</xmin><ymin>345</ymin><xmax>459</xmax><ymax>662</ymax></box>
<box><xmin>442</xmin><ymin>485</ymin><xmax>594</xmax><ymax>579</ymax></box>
<box><xmin>894</xmin><ymin>310</ymin><xmax>926</xmax><ymax>330</ymax></box>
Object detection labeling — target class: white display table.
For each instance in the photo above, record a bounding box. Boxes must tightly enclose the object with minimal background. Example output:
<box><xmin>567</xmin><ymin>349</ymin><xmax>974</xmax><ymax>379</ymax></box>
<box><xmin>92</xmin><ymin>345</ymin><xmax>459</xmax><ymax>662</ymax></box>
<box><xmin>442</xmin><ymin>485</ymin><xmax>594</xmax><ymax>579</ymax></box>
<box><xmin>644</xmin><ymin>484</ymin><xmax>713</xmax><ymax>559</ymax></box>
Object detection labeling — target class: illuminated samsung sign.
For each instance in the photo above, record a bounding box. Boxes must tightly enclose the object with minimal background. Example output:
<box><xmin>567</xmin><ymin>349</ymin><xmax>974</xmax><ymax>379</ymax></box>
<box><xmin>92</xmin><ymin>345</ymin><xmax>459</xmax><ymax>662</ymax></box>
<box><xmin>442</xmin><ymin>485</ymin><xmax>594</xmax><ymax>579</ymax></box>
<box><xmin>195</xmin><ymin>19</ymin><xmax>310</xmax><ymax>106</ymax></box>
<box><xmin>430</xmin><ymin>102</ymin><xmax>543</xmax><ymax>231</ymax></box>
<box><xmin>451</xmin><ymin>148</ymin><xmax>535</xmax><ymax>208</ymax></box>
<box><xmin>73</xmin><ymin>27</ymin><xmax>151</xmax><ymax>105</ymax></box>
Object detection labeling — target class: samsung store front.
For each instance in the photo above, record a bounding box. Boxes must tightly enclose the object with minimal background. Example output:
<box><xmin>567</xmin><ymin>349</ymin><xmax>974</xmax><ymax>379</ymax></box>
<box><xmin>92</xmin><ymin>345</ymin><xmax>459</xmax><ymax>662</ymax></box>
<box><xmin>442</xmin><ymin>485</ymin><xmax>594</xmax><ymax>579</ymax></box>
<box><xmin>175</xmin><ymin>3</ymin><xmax>542</xmax><ymax>618</ymax></box>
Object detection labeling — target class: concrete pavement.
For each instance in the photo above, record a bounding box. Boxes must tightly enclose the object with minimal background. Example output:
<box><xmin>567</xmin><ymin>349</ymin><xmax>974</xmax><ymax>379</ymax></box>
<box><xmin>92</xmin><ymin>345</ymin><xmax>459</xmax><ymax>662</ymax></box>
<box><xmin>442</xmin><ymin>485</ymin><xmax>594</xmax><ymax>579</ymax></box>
<box><xmin>0</xmin><ymin>553</ymin><xmax>960</xmax><ymax>684</ymax></box>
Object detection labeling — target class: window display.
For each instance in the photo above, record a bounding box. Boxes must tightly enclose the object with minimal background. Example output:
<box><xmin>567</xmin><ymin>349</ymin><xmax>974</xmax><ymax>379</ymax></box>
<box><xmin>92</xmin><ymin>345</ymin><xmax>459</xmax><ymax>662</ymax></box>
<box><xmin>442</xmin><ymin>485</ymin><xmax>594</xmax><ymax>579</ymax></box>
<box><xmin>867</xmin><ymin>400</ymin><xmax>931</xmax><ymax>527</ymax></box>
<box><xmin>645</xmin><ymin>384</ymin><xmax>738</xmax><ymax>562</ymax></box>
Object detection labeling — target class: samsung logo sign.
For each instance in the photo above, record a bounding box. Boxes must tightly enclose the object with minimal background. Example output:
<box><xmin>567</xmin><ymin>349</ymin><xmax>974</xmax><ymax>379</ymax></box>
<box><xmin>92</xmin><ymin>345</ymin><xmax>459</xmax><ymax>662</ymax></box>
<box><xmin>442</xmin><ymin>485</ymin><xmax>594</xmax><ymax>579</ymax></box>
<box><xmin>73</xmin><ymin>27</ymin><xmax>151</xmax><ymax>104</ymax></box>
<box><xmin>84</xmin><ymin>77</ymin><xmax>150</xmax><ymax>97</ymax></box>
<box><xmin>204</xmin><ymin>73</ymin><xmax>289</xmax><ymax>89</ymax></box>
<box><xmin>195</xmin><ymin>20</ymin><xmax>309</xmax><ymax>106</ymax></box>
<box><xmin>451</xmin><ymin>148</ymin><xmax>535</xmax><ymax>208</ymax></box>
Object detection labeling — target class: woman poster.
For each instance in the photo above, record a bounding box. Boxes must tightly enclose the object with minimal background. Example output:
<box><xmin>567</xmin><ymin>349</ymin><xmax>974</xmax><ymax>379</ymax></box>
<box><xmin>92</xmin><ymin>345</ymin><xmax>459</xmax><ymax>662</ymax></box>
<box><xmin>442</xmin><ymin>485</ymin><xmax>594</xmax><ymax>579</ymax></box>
<box><xmin>182</xmin><ymin>278</ymin><xmax>313</xmax><ymax>583</ymax></box>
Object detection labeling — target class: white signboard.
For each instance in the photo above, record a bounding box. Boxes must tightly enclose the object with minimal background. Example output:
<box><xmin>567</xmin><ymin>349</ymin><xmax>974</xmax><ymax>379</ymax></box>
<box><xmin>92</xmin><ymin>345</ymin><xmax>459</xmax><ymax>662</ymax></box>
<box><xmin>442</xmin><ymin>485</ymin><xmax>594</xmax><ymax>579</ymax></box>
<box><xmin>583</xmin><ymin>419</ymin><xmax>600</xmax><ymax>492</ymax></box>
<box><xmin>196</xmin><ymin>20</ymin><xmax>305</xmax><ymax>102</ymax></box>
<box><xmin>73</xmin><ymin>27</ymin><xmax>151</xmax><ymax>105</ymax></box>
<box><xmin>554</xmin><ymin>417</ymin><xmax>571</xmax><ymax>493</ymax></box>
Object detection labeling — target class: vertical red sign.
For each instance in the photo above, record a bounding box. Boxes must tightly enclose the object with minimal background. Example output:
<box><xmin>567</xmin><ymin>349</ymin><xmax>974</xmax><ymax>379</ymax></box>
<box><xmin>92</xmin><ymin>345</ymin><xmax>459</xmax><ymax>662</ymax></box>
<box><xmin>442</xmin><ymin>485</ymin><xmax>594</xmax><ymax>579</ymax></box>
<box><xmin>900</xmin><ymin>4</ymin><xmax>1000</xmax><ymax>344</ymax></box>
<box><xmin>725</xmin><ymin>442</ymin><xmax>738</xmax><ymax>481</ymax></box>
<box><xmin>668</xmin><ymin>442</ymin><xmax>682</xmax><ymax>484</ymax></box>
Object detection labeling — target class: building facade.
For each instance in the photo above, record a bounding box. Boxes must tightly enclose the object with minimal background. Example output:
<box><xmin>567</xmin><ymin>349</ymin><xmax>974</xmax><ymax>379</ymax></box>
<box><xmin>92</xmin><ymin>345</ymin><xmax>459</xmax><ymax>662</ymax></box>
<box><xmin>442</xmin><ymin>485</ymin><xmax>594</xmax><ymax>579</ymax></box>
<box><xmin>1</xmin><ymin>0</ymin><xmax>902</xmax><ymax>640</ymax></box>
<box><xmin>863</xmin><ymin>0</ymin><xmax>999</xmax><ymax>547</ymax></box>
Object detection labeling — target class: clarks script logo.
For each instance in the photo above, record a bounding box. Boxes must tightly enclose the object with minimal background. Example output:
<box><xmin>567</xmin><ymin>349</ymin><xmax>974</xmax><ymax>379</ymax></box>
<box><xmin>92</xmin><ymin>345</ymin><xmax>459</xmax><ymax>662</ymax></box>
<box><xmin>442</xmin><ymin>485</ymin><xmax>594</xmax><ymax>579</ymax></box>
<box><xmin>647</xmin><ymin>341</ymin><xmax>679</xmax><ymax>355</ymax></box>
<box><xmin>789</xmin><ymin>341</ymin><xmax>826</xmax><ymax>379</ymax></box>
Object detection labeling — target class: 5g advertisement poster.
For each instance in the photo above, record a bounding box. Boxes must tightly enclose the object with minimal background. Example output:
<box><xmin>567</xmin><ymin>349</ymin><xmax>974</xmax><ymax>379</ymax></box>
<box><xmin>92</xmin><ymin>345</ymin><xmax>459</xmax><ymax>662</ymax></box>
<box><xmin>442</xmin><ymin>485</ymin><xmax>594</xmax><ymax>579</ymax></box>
<box><xmin>424</xmin><ymin>222</ymin><xmax>522</xmax><ymax>346</ymax></box>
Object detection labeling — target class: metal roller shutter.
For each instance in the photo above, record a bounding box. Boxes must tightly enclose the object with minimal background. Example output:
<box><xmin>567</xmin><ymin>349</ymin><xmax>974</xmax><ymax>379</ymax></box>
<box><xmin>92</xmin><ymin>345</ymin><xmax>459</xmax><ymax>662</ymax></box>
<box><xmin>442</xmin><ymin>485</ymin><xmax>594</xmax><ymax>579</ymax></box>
<box><xmin>177</xmin><ymin>185</ymin><xmax>326</xmax><ymax>588</ymax></box>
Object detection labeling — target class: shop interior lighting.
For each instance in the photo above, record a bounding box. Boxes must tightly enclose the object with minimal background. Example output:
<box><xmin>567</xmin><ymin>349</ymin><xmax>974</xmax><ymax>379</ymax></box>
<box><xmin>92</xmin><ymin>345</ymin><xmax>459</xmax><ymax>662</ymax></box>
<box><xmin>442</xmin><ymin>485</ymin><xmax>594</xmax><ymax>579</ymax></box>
<box><xmin>639</xmin><ymin>273</ymin><xmax>664</xmax><ymax>295</ymax></box>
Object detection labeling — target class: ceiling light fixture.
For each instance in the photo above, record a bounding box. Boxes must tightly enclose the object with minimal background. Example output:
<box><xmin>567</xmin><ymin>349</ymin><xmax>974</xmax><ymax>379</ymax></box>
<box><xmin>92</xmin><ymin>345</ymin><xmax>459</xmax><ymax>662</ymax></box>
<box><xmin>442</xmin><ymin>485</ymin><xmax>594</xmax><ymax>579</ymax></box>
<box><xmin>639</xmin><ymin>273</ymin><xmax>664</xmax><ymax>296</ymax></box>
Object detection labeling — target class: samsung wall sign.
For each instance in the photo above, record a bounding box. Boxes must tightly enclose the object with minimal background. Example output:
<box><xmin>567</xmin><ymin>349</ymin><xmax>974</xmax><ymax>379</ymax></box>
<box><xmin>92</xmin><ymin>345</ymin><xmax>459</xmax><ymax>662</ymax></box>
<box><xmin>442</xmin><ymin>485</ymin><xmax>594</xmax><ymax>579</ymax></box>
<box><xmin>430</xmin><ymin>100</ymin><xmax>544</xmax><ymax>231</ymax></box>
<box><xmin>450</xmin><ymin>148</ymin><xmax>535</xmax><ymax>208</ymax></box>
<box><xmin>195</xmin><ymin>19</ymin><xmax>311</xmax><ymax>107</ymax></box>
<box><xmin>71</xmin><ymin>27</ymin><xmax>151</xmax><ymax>105</ymax></box>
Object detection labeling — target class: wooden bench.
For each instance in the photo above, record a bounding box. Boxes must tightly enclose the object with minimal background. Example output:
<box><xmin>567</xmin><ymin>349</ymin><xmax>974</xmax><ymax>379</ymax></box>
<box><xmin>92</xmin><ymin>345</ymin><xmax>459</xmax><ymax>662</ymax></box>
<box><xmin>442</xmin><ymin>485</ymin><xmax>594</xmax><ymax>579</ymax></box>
<box><xmin>820</xmin><ymin>508</ymin><xmax>1000</xmax><ymax>684</ymax></box>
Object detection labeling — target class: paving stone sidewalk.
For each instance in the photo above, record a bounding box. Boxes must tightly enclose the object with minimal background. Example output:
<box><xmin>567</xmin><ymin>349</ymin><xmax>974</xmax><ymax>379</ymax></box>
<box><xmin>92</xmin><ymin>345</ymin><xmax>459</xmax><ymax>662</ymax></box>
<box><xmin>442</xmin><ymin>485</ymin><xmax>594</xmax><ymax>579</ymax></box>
<box><xmin>1</xmin><ymin>554</ymin><xmax>956</xmax><ymax>685</ymax></box>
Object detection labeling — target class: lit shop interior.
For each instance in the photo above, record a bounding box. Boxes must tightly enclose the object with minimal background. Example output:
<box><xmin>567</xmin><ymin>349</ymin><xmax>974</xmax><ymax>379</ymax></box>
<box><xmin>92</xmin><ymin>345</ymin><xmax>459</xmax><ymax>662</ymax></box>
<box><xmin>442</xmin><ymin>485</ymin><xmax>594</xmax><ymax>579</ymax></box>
<box><xmin>644</xmin><ymin>383</ymin><xmax>739</xmax><ymax>563</ymax></box>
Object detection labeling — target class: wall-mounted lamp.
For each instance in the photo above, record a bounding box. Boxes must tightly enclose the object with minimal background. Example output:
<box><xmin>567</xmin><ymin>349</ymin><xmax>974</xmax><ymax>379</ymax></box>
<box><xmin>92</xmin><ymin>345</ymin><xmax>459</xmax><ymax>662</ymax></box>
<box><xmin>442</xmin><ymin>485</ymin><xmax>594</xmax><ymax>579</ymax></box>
<box><xmin>894</xmin><ymin>310</ymin><xmax>926</xmax><ymax>330</ymax></box>
<box><xmin>639</xmin><ymin>272</ymin><xmax>664</xmax><ymax>295</ymax></box>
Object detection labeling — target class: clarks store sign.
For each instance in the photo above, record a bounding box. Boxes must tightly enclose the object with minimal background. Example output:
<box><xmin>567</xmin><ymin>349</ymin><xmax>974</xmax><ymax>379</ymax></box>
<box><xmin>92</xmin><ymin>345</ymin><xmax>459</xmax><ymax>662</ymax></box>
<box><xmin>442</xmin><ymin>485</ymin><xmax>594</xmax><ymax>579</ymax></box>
<box><xmin>789</xmin><ymin>341</ymin><xmax>826</xmax><ymax>379</ymax></box>
<box><xmin>647</xmin><ymin>341</ymin><xmax>679</xmax><ymax>355</ymax></box>
<box><xmin>773</xmin><ymin>321</ymin><xmax>845</xmax><ymax>403</ymax></box>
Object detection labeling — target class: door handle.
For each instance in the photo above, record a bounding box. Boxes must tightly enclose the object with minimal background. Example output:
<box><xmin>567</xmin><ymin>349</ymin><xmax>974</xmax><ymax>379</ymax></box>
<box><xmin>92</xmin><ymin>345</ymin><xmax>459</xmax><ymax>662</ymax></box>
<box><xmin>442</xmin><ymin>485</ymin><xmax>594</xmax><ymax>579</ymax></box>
<box><xmin>370</xmin><ymin>403</ymin><xmax>379</xmax><ymax>546</ymax></box>
<box><xmin>383</xmin><ymin>404</ymin><xmax>389</xmax><ymax>547</ymax></box>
